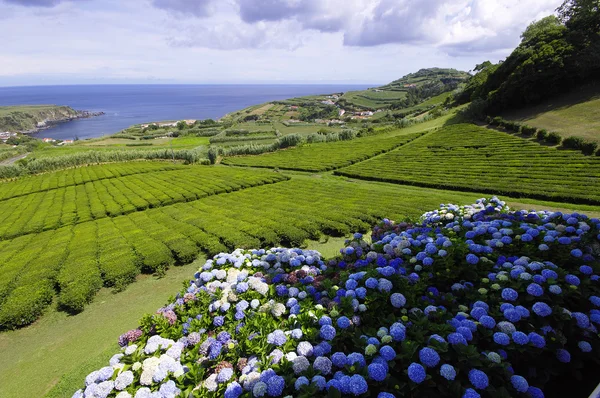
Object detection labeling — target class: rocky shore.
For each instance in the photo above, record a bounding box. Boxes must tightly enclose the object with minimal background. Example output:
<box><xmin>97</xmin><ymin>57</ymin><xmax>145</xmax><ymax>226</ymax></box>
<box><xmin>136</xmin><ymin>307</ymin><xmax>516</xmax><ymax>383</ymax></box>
<box><xmin>0</xmin><ymin>105</ymin><xmax>105</xmax><ymax>134</ymax></box>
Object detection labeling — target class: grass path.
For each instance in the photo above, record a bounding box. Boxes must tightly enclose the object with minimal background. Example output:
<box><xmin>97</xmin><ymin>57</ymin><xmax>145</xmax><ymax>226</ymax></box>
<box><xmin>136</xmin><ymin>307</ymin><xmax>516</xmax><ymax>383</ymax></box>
<box><xmin>0</xmin><ymin>261</ymin><xmax>200</xmax><ymax>398</ymax></box>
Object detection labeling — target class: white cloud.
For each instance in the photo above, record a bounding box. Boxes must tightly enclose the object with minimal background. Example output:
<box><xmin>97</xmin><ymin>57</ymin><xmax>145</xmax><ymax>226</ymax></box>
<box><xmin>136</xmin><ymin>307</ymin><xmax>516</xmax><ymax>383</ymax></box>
<box><xmin>0</xmin><ymin>0</ymin><xmax>565</xmax><ymax>85</ymax></box>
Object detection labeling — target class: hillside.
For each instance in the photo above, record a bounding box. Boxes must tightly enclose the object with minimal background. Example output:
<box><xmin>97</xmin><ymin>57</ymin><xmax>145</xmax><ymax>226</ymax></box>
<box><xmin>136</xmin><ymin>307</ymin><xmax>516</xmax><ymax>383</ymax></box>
<box><xmin>338</xmin><ymin>68</ymin><xmax>469</xmax><ymax>111</ymax></box>
<box><xmin>0</xmin><ymin>105</ymin><xmax>100</xmax><ymax>133</ymax></box>
<box><xmin>501</xmin><ymin>80</ymin><xmax>600</xmax><ymax>143</ymax></box>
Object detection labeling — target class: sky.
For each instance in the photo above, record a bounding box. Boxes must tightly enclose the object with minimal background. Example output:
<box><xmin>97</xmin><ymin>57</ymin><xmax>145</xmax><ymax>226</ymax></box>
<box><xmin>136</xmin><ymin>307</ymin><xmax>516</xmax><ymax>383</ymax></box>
<box><xmin>0</xmin><ymin>0</ymin><xmax>563</xmax><ymax>86</ymax></box>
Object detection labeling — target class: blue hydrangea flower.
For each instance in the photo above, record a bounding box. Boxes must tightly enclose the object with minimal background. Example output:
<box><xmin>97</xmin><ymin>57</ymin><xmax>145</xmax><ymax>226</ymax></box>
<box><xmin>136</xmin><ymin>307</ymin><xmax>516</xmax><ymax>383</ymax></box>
<box><xmin>314</xmin><ymin>357</ymin><xmax>332</xmax><ymax>375</ymax></box>
<box><xmin>266</xmin><ymin>375</ymin><xmax>285</xmax><ymax>396</ymax></box>
<box><xmin>390</xmin><ymin>323</ymin><xmax>406</xmax><ymax>341</ymax></box>
<box><xmin>556</xmin><ymin>349</ymin><xmax>571</xmax><ymax>363</ymax></box>
<box><xmin>295</xmin><ymin>376</ymin><xmax>309</xmax><ymax>390</ymax></box>
<box><xmin>419</xmin><ymin>347</ymin><xmax>440</xmax><ymax>367</ymax></box>
<box><xmin>440</xmin><ymin>364</ymin><xmax>456</xmax><ymax>381</ymax></box>
<box><xmin>512</xmin><ymin>331</ymin><xmax>528</xmax><ymax>345</ymax></box>
<box><xmin>532</xmin><ymin>302</ymin><xmax>552</xmax><ymax>317</ymax></box>
<box><xmin>526</xmin><ymin>283</ymin><xmax>544</xmax><ymax>297</ymax></box>
<box><xmin>572</xmin><ymin>312</ymin><xmax>590</xmax><ymax>328</ymax></box>
<box><xmin>468</xmin><ymin>369</ymin><xmax>489</xmax><ymax>390</ymax></box>
<box><xmin>379</xmin><ymin>345</ymin><xmax>396</xmax><ymax>361</ymax></box>
<box><xmin>347</xmin><ymin>352</ymin><xmax>366</xmax><ymax>368</ymax></box>
<box><xmin>320</xmin><ymin>325</ymin><xmax>336</xmax><ymax>341</ymax></box>
<box><xmin>493</xmin><ymin>332</ymin><xmax>510</xmax><ymax>346</ymax></box>
<box><xmin>565</xmin><ymin>274</ymin><xmax>580</xmax><ymax>286</ymax></box>
<box><xmin>378</xmin><ymin>393</ymin><xmax>396</xmax><ymax>398</ymax></box>
<box><xmin>368</xmin><ymin>363</ymin><xmax>387</xmax><ymax>381</ymax></box>
<box><xmin>390</xmin><ymin>293</ymin><xmax>406</xmax><ymax>308</ymax></box>
<box><xmin>549</xmin><ymin>285</ymin><xmax>562</xmax><ymax>295</ymax></box>
<box><xmin>511</xmin><ymin>375</ymin><xmax>529</xmax><ymax>393</ymax></box>
<box><xmin>501</xmin><ymin>288</ymin><xmax>518</xmax><ymax>301</ymax></box>
<box><xmin>337</xmin><ymin>316</ymin><xmax>351</xmax><ymax>329</ymax></box>
<box><xmin>578</xmin><ymin>341</ymin><xmax>592</xmax><ymax>352</ymax></box>
<box><xmin>349</xmin><ymin>374</ymin><xmax>368</xmax><ymax>395</ymax></box>
<box><xmin>463</xmin><ymin>388</ymin><xmax>481</xmax><ymax>398</ymax></box>
<box><xmin>466</xmin><ymin>254</ymin><xmax>480</xmax><ymax>265</ymax></box>
<box><xmin>448</xmin><ymin>332</ymin><xmax>467</xmax><ymax>345</ymax></box>
<box><xmin>528</xmin><ymin>332</ymin><xmax>546</xmax><ymax>348</ymax></box>
<box><xmin>407</xmin><ymin>363</ymin><xmax>426</xmax><ymax>384</ymax></box>
<box><xmin>527</xmin><ymin>387</ymin><xmax>545</xmax><ymax>398</ymax></box>
<box><xmin>331</xmin><ymin>352</ymin><xmax>347</xmax><ymax>368</ymax></box>
<box><xmin>479</xmin><ymin>315</ymin><xmax>496</xmax><ymax>329</ymax></box>
<box><xmin>213</xmin><ymin>316</ymin><xmax>225</xmax><ymax>327</ymax></box>
<box><xmin>224</xmin><ymin>381</ymin><xmax>243</xmax><ymax>398</ymax></box>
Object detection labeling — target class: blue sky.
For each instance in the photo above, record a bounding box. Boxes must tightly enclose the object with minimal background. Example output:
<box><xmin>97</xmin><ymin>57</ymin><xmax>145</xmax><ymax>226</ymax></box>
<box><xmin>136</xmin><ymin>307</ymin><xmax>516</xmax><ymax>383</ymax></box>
<box><xmin>0</xmin><ymin>0</ymin><xmax>562</xmax><ymax>86</ymax></box>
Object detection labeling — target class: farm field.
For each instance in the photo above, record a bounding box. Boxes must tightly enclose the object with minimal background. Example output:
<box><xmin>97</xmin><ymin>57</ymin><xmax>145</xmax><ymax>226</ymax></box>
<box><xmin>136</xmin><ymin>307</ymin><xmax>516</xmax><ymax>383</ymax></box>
<box><xmin>336</xmin><ymin>123</ymin><xmax>600</xmax><ymax>204</ymax></box>
<box><xmin>0</xmin><ymin>166</ymin><xmax>287</xmax><ymax>240</ymax></box>
<box><xmin>31</xmin><ymin>135</ymin><xmax>210</xmax><ymax>159</ymax></box>
<box><xmin>223</xmin><ymin>130</ymin><xmax>425</xmax><ymax>171</ymax></box>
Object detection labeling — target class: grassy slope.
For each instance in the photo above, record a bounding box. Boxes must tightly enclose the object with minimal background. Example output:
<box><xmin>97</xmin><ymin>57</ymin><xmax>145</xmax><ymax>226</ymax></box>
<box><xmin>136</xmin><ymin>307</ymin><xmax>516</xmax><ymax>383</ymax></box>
<box><xmin>0</xmin><ymin>261</ymin><xmax>199</xmax><ymax>398</ymax></box>
<box><xmin>502</xmin><ymin>81</ymin><xmax>600</xmax><ymax>143</ymax></box>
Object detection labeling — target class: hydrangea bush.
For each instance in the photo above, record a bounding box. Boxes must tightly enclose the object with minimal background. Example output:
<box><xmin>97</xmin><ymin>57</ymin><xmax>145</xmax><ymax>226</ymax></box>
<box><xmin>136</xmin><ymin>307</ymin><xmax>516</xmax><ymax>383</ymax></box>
<box><xmin>74</xmin><ymin>197</ymin><xmax>600</xmax><ymax>398</ymax></box>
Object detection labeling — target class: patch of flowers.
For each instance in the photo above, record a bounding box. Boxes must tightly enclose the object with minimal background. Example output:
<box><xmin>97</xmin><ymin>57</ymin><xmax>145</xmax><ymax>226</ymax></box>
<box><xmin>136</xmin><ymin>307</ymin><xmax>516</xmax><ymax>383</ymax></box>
<box><xmin>73</xmin><ymin>197</ymin><xmax>600</xmax><ymax>398</ymax></box>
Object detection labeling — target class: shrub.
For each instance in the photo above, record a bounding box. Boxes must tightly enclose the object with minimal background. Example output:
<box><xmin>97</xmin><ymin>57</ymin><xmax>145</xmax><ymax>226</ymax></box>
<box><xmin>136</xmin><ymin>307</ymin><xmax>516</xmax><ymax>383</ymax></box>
<box><xmin>581</xmin><ymin>141</ymin><xmax>598</xmax><ymax>156</ymax></box>
<box><xmin>520</xmin><ymin>125</ymin><xmax>537</xmax><ymax>136</ymax></box>
<box><xmin>491</xmin><ymin>116</ymin><xmax>504</xmax><ymax>126</ymax></box>
<box><xmin>74</xmin><ymin>198</ymin><xmax>600</xmax><ymax>398</ymax></box>
<box><xmin>562</xmin><ymin>136</ymin><xmax>586</xmax><ymax>150</ymax></box>
<box><xmin>546</xmin><ymin>132</ymin><xmax>562</xmax><ymax>145</ymax></box>
<box><xmin>536</xmin><ymin>129</ymin><xmax>548</xmax><ymax>141</ymax></box>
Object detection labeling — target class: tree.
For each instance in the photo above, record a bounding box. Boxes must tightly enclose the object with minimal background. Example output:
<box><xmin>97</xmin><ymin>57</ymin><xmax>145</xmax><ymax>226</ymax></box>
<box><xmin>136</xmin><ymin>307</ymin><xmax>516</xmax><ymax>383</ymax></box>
<box><xmin>520</xmin><ymin>16</ymin><xmax>566</xmax><ymax>44</ymax></box>
<box><xmin>558</xmin><ymin>0</ymin><xmax>600</xmax><ymax>32</ymax></box>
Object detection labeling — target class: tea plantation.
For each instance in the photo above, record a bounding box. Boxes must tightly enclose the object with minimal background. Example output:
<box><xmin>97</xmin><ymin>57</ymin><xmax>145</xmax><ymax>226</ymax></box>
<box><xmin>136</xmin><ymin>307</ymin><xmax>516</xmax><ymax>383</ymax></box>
<box><xmin>336</xmin><ymin>124</ymin><xmax>600</xmax><ymax>204</ymax></box>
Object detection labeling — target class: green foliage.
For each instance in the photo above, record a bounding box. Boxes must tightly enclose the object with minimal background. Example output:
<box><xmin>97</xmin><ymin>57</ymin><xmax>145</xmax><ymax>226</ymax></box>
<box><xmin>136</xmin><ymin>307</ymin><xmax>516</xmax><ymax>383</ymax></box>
<box><xmin>546</xmin><ymin>131</ymin><xmax>563</xmax><ymax>144</ymax></box>
<box><xmin>0</xmin><ymin>149</ymin><xmax>209</xmax><ymax>179</ymax></box>
<box><xmin>336</xmin><ymin>123</ymin><xmax>600</xmax><ymax>204</ymax></box>
<box><xmin>298</xmin><ymin>105</ymin><xmax>338</xmax><ymax>121</ymax></box>
<box><xmin>458</xmin><ymin>7</ymin><xmax>600</xmax><ymax>113</ymax></box>
<box><xmin>562</xmin><ymin>135</ymin><xmax>599</xmax><ymax>155</ymax></box>
<box><xmin>520</xmin><ymin>125</ymin><xmax>538</xmax><ymax>136</ymax></box>
<box><xmin>536</xmin><ymin>129</ymin><xmax>549</xmax><ymax>140</ymax></box>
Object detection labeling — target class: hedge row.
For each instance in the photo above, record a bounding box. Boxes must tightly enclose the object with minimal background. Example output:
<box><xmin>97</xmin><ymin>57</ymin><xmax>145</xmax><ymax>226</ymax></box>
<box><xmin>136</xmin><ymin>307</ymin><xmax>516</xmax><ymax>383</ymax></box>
<box><xmin>487</xmin><ymin>116</ymin><xmax>598</xmax><ymax>156</ymax></box>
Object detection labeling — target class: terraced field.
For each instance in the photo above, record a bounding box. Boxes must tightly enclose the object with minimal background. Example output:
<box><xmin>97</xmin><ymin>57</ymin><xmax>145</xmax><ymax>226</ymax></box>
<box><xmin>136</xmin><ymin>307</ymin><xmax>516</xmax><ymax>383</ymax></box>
<box><xmin>222</xmin><ymin>131</ymin><xmax>425</xmax><ymax>171</ymax></box>
<box><xmin>0</xmin><ymin>161</ymin><xmax>183</xmax><ymax>200</ymax></box>
<box><xmin>336</xmin><ymin>124</ymin><xmax>600</xmax><ymax>204</ymax></box>
<box><xmin>0</xmin><ymin>170</ymin><xmax>495</xmax><ymax>330</ymax></box>
<box><xmin>0</xmin><ymin>166</ymin><xmax>287</xmax><ymax>240</ymax></box>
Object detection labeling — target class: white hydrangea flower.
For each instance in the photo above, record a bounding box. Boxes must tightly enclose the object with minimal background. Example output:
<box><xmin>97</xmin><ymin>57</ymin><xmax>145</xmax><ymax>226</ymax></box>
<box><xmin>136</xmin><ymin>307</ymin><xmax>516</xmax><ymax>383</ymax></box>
<box><xmin>271</xmin><ymin>303</ymin><xmax>286</xmax><ymax>317</ymax></box>
<box><xmin>116</xmin><ymin>392</ymin><xmax>132</xmax><ymax>398</ymax></box>
<box><xmin>132</xmin><ymin>362</ymin><xmax>142</xmax><ymax>372</ymax></box>
<box><xmin>124</xmin><ymin>345</ymin><xmax>138</xmax><ymax>356</ymax></box>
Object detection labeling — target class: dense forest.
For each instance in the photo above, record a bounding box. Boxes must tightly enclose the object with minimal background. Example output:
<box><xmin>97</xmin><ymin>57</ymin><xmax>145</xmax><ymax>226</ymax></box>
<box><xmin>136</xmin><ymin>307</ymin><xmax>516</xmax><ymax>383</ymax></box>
<box><xmin>457</xmin><ymin>0</ymin><xmax>599</xmax><ymax>114</ymax></box>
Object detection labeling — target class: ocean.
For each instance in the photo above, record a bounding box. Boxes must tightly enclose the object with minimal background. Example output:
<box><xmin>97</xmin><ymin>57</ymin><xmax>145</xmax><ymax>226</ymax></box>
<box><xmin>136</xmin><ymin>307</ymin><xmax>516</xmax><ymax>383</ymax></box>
<box><xmin>0</xmin><ymin>84</ymin><xmax>371</xmax><ymax>140</ymax></box>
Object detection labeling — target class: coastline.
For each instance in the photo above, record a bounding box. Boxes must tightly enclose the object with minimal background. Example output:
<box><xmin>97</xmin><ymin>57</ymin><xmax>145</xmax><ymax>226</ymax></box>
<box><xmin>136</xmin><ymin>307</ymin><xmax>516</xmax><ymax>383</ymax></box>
<box><xmin>21</xmin><ymin>110</ymin><xmax>105</xmax><ymax>135</ymax></box>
